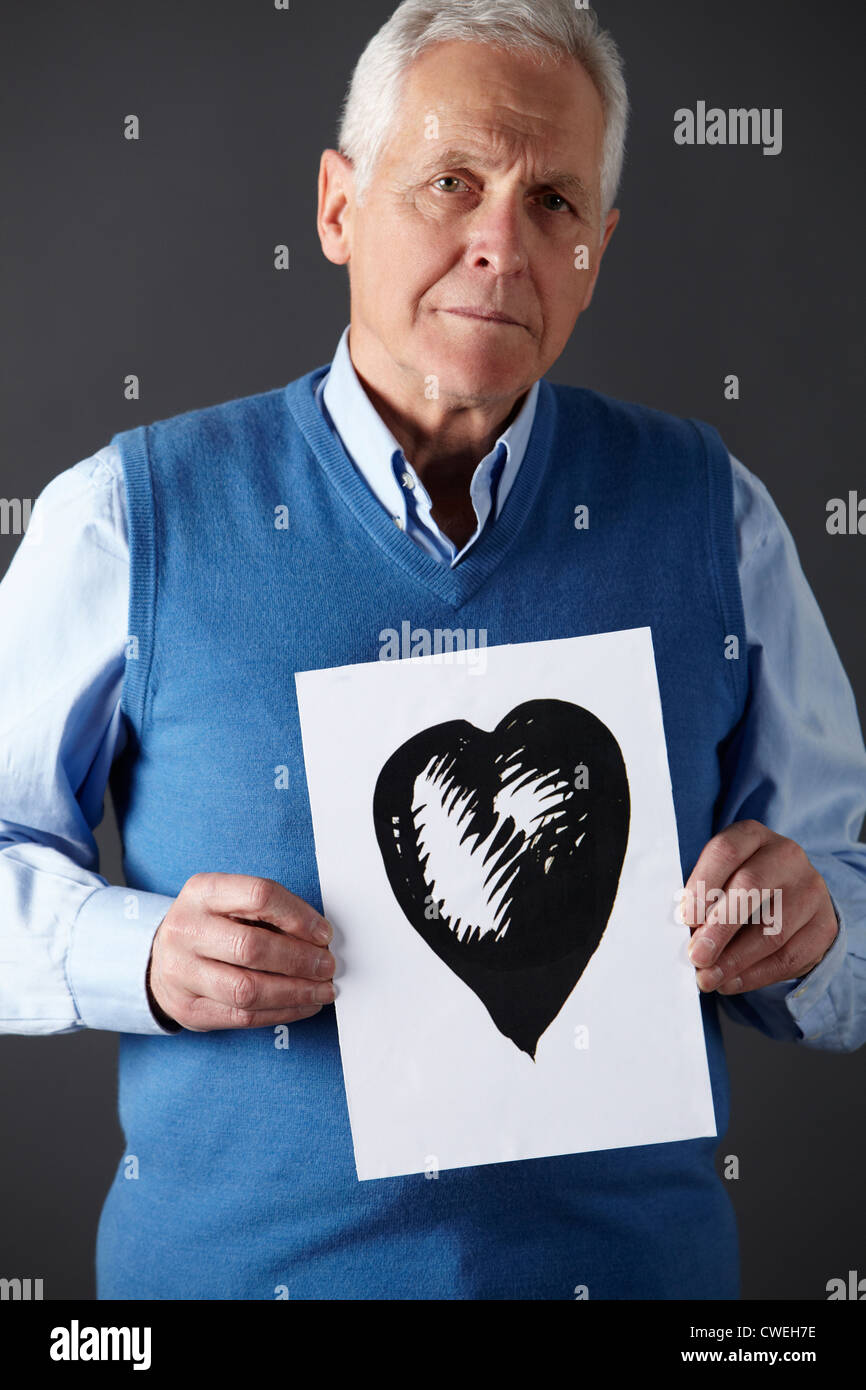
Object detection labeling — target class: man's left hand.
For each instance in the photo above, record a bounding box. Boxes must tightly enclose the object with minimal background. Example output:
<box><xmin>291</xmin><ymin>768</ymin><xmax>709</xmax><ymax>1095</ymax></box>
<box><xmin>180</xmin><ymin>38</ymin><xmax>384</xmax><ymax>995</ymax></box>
<box><xmin>681</xmin><ymin>819</ymin><xmax>839</xmax><ymax>994</ymax></box>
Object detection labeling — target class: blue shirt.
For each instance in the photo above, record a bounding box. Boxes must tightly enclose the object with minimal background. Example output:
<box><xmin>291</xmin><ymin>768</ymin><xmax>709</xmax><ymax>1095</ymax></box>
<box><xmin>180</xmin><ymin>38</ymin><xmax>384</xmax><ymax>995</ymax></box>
<box><xmin>0</xmin><ymin>326</ymin><xmax>863</xmax><ymax>1048</ymax></box>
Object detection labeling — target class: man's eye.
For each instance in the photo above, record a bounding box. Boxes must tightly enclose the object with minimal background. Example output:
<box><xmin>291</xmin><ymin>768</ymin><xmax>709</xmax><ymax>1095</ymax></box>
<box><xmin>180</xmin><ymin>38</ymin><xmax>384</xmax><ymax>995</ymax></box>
<box><xmin>433</xmin><ymin>176</ymin><xmax>467</xmax><ymax>192</ymax></box>
<box><xmin>540</xmin><ymin>192</ymin><xmax>572</xmax><ymax>213</ymax></box>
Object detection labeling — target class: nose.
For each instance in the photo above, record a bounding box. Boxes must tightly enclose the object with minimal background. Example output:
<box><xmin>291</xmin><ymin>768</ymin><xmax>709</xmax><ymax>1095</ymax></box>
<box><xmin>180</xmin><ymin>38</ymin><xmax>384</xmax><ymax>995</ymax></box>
<box><xmin>466</xmin><ymin>195</ymin><xmax>529</xmax><ymax>276</ymax></box>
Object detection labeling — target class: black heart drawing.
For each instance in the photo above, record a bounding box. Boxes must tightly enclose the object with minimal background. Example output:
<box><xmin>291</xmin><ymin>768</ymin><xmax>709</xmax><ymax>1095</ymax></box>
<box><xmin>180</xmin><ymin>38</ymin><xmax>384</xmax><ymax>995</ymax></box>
<box><xmin>372</xmin><ymin>698</ymin><xmax>630</xmax><ymax>1059</ymax></box>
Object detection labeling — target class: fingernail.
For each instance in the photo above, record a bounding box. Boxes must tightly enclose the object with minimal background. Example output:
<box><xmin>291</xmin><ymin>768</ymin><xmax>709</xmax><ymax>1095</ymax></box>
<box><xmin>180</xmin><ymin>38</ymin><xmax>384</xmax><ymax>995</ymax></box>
<box><xmin>313</xmin><ymin>918</ymin><xmax>333</xmax><ymax>945</ymax></box>
<box><xmin>696</xmin><ymin>965</ymin><xmax>724</xmax><ymax>990</ymax></box>
<box><xmin>688</xmin><ymin>935</ymin><xmax>717</xmax><ymax>967</ymax></box>
<box><xmin>315</xmin><ymin>951</ymin><xmax>335</xmax><ymax>978</ymax></box>
<box><xmin>315</xmin><ymin>983</ymin><xmax>336</xmax><ymax>1004</ymax></box>
<box><xmin>717</xmin><ymin>977</ymin><xmax>742</xmax><ymax>995</ymax></box>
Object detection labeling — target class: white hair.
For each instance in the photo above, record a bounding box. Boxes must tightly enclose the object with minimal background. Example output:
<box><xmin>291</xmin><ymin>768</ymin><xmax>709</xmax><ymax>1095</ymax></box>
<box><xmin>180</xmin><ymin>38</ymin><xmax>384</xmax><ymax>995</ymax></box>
<box><xmin>336</xmin><ymin>0</ymin><xmax>629</xmax><ymax>230</ymax></box>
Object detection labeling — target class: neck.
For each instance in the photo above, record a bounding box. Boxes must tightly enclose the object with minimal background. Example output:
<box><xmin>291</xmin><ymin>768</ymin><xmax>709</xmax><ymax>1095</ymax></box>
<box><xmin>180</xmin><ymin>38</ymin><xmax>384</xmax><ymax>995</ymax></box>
<box><xmin>362</xmin><ymin>377</ymin><xmax>524</xmax><ymax>486</ymax></box>
<box><xmin>362</xmin><ymin>377</ymin><xmax>525</xmax><ymax>550</ymax></box>
<box><xmin>345</xmin><ymin>330</ymin><xmax>527</xmax><ymax>536</ymax></box>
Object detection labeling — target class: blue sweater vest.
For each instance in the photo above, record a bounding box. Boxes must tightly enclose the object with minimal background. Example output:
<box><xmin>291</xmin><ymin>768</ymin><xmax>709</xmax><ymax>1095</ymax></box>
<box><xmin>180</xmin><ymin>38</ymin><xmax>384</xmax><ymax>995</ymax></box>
<box><xmin>99</xmin><ymin>366</ymin><xmax>748</xmax><ymax>1300</ymax></box>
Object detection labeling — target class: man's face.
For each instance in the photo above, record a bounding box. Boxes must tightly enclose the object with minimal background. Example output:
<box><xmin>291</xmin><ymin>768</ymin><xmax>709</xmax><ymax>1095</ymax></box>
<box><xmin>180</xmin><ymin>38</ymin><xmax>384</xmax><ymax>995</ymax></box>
<box><xmin>319</xmin><ymin>39</ymin><xmax>619</xmax><ymax>408</ymax></box>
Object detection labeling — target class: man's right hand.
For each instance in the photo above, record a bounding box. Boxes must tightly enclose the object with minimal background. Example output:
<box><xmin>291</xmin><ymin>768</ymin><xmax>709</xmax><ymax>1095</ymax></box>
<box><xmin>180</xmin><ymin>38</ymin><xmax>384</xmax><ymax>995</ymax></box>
<box><xmin>146</xmin><ymin>873</ymin><xmax>336</xmax><ymax>1031</ymax></box>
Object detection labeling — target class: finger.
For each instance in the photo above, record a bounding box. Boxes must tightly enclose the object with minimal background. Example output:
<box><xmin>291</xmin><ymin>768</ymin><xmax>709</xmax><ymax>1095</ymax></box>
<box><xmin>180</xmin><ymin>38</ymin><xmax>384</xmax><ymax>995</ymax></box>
<box><xmin>189</xmin><ymin>915</ymin><xmax>336</xmax><ymax>981</ymax></box>
<box><xmin>190</xmin><ymin>873</ymin><xmax>333</xmax><ymax>945</ymax></box>
<box><xmin>705</xmin><ymin>913</ymin><xmax>834</xmax><ymax>995</ymax></box>
<box><xmin>188</xmin><ymin>956</ymin><xmax>337</xmax><ymax>1013</ymax></box>
<box><xmin>695</xmin><ymin>919</ymin><xmax>788</xmax><ymax>991</ymax></box>
<box><xmin>687</xmin><ymin>840</ymin><xmax>797</xmax><ymax>967</ymax></box>
<box><xmin>180</xmin><ymin>997</ymin><xmax>327</xmax><ymax>1032</ymax></box>
<box><xmin>695</xmin><ymin>877</ymin><xmax>828</xmax><ymax>990</ymax></box>
<box><xmin>683</xmin><ymin>820</ymin><xmax>773</xmax><ymax>924</ymax></box>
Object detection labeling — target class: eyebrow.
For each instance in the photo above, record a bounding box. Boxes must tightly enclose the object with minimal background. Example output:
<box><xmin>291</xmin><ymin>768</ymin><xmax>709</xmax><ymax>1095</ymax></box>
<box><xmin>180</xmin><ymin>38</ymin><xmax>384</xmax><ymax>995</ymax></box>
<box><xmin>409</xmin><ymin>147</ymin><xmax>594</xmax><ymax>208</ymax></box>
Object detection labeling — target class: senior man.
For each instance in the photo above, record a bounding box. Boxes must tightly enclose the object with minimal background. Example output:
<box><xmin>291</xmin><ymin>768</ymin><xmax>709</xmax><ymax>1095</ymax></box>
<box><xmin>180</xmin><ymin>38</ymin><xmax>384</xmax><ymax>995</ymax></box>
<box><xmin>2</xmin><ymin>0</ymin><xmax>865</xmax><ymax>1301</ymax></box>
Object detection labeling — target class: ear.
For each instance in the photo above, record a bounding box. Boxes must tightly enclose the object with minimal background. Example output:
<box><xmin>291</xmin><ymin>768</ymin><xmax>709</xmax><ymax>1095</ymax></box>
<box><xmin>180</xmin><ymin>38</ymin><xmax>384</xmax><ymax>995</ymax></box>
<box><xmin>581</xmin><ymin>207</ymin><xmax>620</xmax><ymax>311</ymax></box>
<box><xmin>317</xmin><ymin>149</ymin><xmax>356</xmax><ymax>266</ymax></box>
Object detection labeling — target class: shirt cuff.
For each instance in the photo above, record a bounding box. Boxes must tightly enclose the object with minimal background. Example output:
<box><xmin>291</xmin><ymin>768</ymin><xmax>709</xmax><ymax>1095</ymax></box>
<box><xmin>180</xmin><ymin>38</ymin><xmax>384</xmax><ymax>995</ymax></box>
<box><xmin>781</xmin><ymin>906</ymin><xmax>849</xmax><ymax>1043</ymax></box>
<box><xmin>66</xmin><ymin>884</ymin><xmax>178</xmax><ymax>1034</ymax></box>
<box><xmin>717</xmin><ymin>901</ymin><xmax>848</xmax><ymax>1043</ymax></box>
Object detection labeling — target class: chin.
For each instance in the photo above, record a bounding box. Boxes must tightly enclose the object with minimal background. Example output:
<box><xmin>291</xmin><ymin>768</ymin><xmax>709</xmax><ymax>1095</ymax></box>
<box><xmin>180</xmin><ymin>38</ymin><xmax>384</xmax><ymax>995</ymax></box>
<box><xmin>429</xmin><ymin>343</ymin><xmax>534</xmax><ymax>402</ymax></box>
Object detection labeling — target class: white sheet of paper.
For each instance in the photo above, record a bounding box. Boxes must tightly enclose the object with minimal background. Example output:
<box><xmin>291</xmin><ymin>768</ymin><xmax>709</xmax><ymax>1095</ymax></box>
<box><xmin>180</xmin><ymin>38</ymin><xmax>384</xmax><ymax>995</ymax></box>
<box><xmin>295</xmin><ymin>628</ymin><xmax>716</xmax><ymax>1181</ymax></box>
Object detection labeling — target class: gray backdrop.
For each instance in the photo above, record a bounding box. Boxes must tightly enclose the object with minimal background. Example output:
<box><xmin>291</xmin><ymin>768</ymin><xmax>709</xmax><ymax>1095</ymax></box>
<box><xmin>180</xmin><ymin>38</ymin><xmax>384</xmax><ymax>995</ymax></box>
<box><xmin>1</xmin><ymin>0</ymin><xmax>863</xmax><ymax>1299</ymax></box>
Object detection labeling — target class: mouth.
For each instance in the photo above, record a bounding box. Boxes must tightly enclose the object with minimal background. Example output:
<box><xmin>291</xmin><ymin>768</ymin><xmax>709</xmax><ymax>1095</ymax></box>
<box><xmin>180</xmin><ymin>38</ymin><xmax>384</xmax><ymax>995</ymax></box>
<box><xmin>442</xmin><ymin>308</ymin><xmax>524</xmax><ymax>328</ymax></box>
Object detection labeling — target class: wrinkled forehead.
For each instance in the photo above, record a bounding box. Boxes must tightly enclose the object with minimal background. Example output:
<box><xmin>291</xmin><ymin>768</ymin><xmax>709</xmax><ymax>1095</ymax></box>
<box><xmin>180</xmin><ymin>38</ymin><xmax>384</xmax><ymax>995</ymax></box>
<box><xmin>385</xmin><ymin>41</ymin><xmax>606</xmax><ymax>190</ymax></box>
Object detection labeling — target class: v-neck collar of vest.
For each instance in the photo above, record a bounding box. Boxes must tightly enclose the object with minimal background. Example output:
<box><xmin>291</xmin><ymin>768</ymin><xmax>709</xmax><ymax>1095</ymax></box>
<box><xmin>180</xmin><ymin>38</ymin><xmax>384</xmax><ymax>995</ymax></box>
<box><xmin>284</xmin><ymin>364</ymin><xmax>558</xmax><ymax>609</ymax></box>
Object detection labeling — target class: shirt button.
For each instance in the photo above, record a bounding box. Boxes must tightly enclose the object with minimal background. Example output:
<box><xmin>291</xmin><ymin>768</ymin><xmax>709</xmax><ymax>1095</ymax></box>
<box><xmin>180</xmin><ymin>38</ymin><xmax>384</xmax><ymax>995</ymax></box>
<box><xmin>401</xmin><ymin>472</ymin><xmax>415</xmax><ymax>490</ymax></box>
<box><xmin>393</xmin><ymin>516</ymin><xmax>404</xmax><ymax>529</ymax></box>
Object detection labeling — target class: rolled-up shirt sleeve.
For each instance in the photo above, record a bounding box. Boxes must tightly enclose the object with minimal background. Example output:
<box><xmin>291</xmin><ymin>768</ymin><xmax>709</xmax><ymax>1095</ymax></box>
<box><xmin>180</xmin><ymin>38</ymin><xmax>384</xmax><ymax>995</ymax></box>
<box><xmin>0</xmin><ymin>448</ymin><xmax>176</xmax><ymax>1034</ymax></box>
<box><xmin>713</xmin><ymin>456</ymin><xmax>866</xmax><ymax>1051</ymax></box>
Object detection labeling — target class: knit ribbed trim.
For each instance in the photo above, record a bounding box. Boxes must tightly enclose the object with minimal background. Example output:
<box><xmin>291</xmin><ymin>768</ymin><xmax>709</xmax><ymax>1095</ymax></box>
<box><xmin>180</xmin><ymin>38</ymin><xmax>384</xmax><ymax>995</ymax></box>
<box><xmin>110</xmin><ymin>423</ymin><xmax>157</xmax><ymax>730</ymax></box>
<box><xmin>689</xmin><ymin>417</ymin><xmax>749</xmax><ymax>716</ymax></box>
